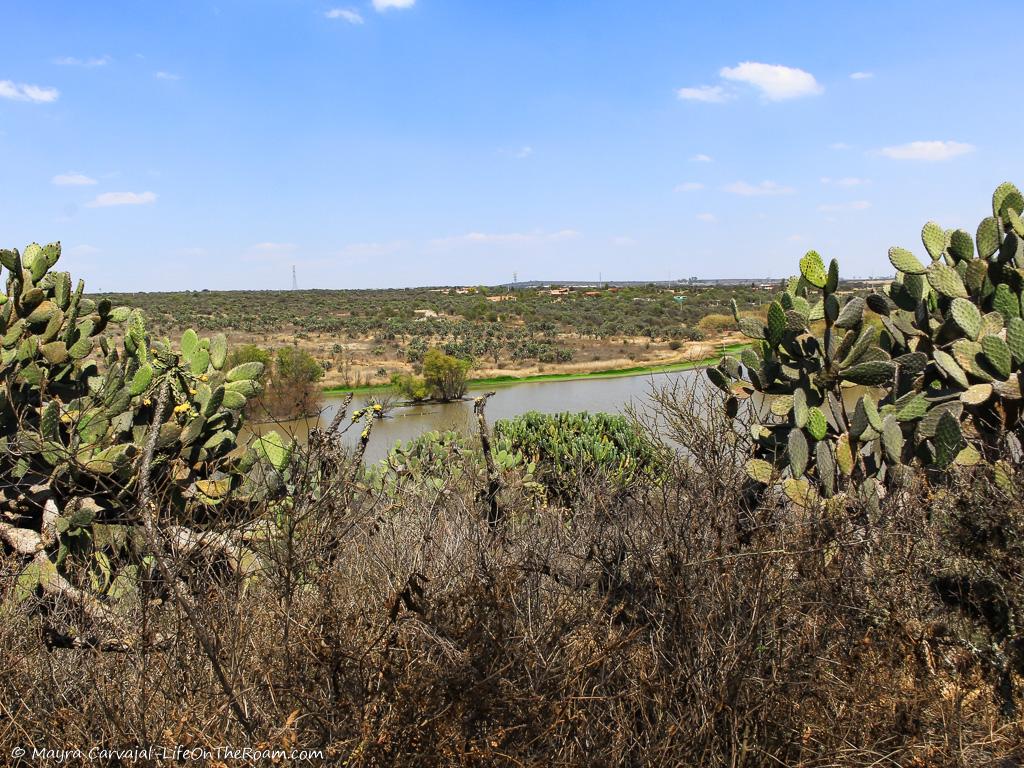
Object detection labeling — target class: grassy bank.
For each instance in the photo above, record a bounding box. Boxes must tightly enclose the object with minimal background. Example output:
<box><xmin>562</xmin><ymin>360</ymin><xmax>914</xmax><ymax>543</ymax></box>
<box><xmin>322</xmin><ymin>343</ymin><xmax>748</xmax><ymax>395</ymax></box>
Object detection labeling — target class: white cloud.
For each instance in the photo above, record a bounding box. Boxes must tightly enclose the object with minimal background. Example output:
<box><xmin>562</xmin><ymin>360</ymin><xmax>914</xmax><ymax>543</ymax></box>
<box><xmin>674</xmin><ymin>182</ymin><xmax>704</xmax><ymax>192</ymax></box>
<box><xmin>0</xmin><ymin>80</ymin><xmax>59</xmax><ymax>103</ymax></box>
<box><xmin>154</xmin><ymin>71</ymin><xmax>180</xmax><ymax>81</ymax></box>
<box><xmin>52</xmin><ymin>172</ymin><xmax>98</xmax><ymax>186</ymax></box>
<box><xmin>879</xmin><ymin>140</ymin><xmax>975</xmax><ymax>161</ymax></box>
<box><xmin>86</xmin><ymin>191</ymin><xmax>157</xmax><ymax>208</ymax></box>
<box><xmin>818</xmin><ymin>200</ymin><xmax>872</xmax><ymax>212</ymax></box>
<box><xmin>724</xmin><ymin>180</ymin><xmax>795</xmax><ymax>196</ymax></box>
<box><xmin>689</xmin><ymin>153</ymin><xmax>713</xmax><ymax>163</ymax></box>
<box><xmin>251</xmin><ymin>242</ymin><xmax>298</xmax><ymax>252</ymax></box>
<box><xmin>695</xmin><ymin>213</ymin><xmax>717</xmax><ymax>222</ymax></box>
<box><xmin>829</xmin><ymin>142</ymin><xmax>851</xmax><ymax>150</ymax></box>
<box><xmin>820</xmin><ymin>176</ymin><xmax>870</xmax><ymax>187</ymax></box>
<box><xmin>787</xmin><ymin>234</ymin><xmax>805</xmax><ymax>242</ymax></box>
<box><xmin>514</xmin><ymin>146</ymin><xmax>533</xmax><ymax>159</ymax></box>
<box><xmin>676</xmin><ymin>85</ymin><xmax>730</xmax><ymax>103</ymax></box>
<box><xmin>850</xmin><ymin>71</ymin><xmax>873</xmax><ymax>80</ymax></box>
<box><xmin>325</xmin><ymin>7</ymin><xmax>364</xmax><ymax>23</ymax></box>
<box><xmin>55</xmin><ymin>55</ymin><xmax>110</xmax><ymax>67</ymax></box>
<box><xmin>373</xmin><ymin>0</ymin><xmax>415</xmax><ymax>10</ymax></box>
<box><xmin>719</xmin><ymin>62</ymin><xmax>823</xmax><ymax>101</ymax></box>
<box><xmin>433</xmin><ymin>230</ymin><xmax>580</xmax><ymax>247</ymax></box>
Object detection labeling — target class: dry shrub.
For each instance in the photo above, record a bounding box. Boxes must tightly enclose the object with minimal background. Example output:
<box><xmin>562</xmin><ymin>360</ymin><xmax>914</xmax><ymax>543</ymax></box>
<box><xmin>1</xmin><ymin>383</ymin><xmax>1022</xmax><ymax>767</ymax></box>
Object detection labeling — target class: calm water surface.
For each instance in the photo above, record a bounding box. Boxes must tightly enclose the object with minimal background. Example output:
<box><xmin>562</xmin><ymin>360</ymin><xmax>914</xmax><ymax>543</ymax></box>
<box><xmin>253</xmin><ymin>369</ymin><xmax>708</xmax><ymax>463</ymax></box>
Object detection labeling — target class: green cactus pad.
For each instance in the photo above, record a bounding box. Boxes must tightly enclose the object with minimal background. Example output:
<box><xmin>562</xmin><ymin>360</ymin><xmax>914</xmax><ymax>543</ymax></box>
<box><xmin>1006</xmin><ymin>208</ymin><xmax>1024</xmax><ymax>239</ymax></box>
<box><xmin>981</xmin><ymin>334</ymin><xmax>1012</xmax><ymax>378</ymax></box>
<box><xmin>799</xmin><ymin>251</ymin><xmax>828</xmax><ymax>288</ymax></box>
<box><xmin>927</xmin><ymin>262</ymin><xmax>968</xmax><ymax>298</ymax></box>
<box><xmin>226</xmin><ymin>361</ymin><xmax>265</xmax><ymax>382</ymax></box>
<box><xmin>834</xmin><ymin>296</ymin><xmax>865</xmax><ymax>330</ymax></box>
<box><xmin>888</xmin><ymin>246</ymin><xmax>926</xmax><ymax>275</ymax></box>
<box><xmin>738</xmin><ymin>317</ymin><xmax>765</xmax><ymax>339</ymax></box>
<box><xmin>793</xmin><ymin>389</ymin><xmax>808</xmax><ymax>428</ymax></box>
<box><xmin>840</xmin><ymin>360</ymin><xmax>895</xmax><ymax>385</ymax></box>
<box><xmin>922</xmin><ymin>221</ymin><xmax>946</xmax><ymax>261</ymax></box>
<box><xmin>949</xmin><ymin>298</ymin><xmax>983</xmax><ymax>340</ymax></box>
<box><xmin>881</xmin><ymin>416</ymin><xmax>903</xmax><ymax>464</ymax></box>
<box><xmin>129</xmin><ymin>364</ymin><xmax>153</xmax><ymax>396</ymax></box>
<box><xmin>949</xmin><ymin>230</ymin><xmax>975</xmax><ymax>263</ymax></box>
<box><xmin>933</xmin><ymin>411</ymin><xmax>966</xmax><ymax>468</ymax></box>
<box><xmin>993</xmin><ymin>283</ymin><xmax>1021</xmax><ymax>321</ymax></box>
<box><xmin>993</xmin><ymin>181</ymin><xmax>1024</xmax><ymax>218</ymax></box>
<box><xmin>1007</xmin><ymin>317</ymin><xmax>1024</xmax><ymax>363</ymax></box>
<box><xmin>976</xmin><ymin>216</ymin><xmax>1001</xmax><ymax>259</ymax></box>
<box><xmin>933</xmin><ymin>349</ymin><xmax>969</xmax><ymax>389</ymax></box>
<box><xmin>963</xmin><ymin>259</ymin><xmax>987</xmax><ymax>294</ymax></box>
<box><xmin>806</xmin><ymin>407</ymin><xmax>827</xmax><ymax>441</ymax></box>
<box><xmin>836</xmin><ymin>434</ymin><xmax>854</xmax><ymax>476</ymax></box>
<box><xmin>706</xmin><ymin>366</ymin><xmax>730</xmax><ymax>392</ymax></box>
<box><xmin>253</xmin><ymin>430</ymin><xmax>293</xmax><ymax>472</ymax></box>
<box><xmin>788</xmin><ymin>428</ymin><xmax>809</xmax><ymax>478</ymax></box>
<box><xmin>893</xmin><ymin>393</ymin><xmax>926</xmax><ymax>422</ymax></box>
<box><xmin>766</xmin><ymin>302</ymin><xmax>786</xmax><ymax>347</ymax></box>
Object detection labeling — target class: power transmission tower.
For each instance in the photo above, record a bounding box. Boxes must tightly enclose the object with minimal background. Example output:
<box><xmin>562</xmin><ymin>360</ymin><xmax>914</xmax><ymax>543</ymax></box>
<box><xmin>292</xmin><ymin>265</ymin><xmax>298</xmax><ymax>291</ymax></box>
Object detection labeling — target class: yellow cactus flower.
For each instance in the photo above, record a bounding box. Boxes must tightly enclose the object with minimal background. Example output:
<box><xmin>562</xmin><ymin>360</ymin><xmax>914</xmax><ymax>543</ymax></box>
<box><xmin>372</xmin><ymin>403</ymin><xmax>383</xmax><ymax>412</ymax></box>
<box><xmin>199</xmin><ymin>374</ymin><xmax>209</xmax><ymax>382</ymax></box>
<box><xmin>361</xmin><ymin>428</ymin><xmax>370</xmax><ymax>440</ymax></box>
<box><xmin>173</xmin><ymin>403</ymin><xmax>190</xmax><ymax>414</ymax></box>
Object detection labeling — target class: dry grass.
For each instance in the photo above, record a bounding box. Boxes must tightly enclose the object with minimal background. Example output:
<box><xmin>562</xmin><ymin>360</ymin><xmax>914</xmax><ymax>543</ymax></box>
<box><xmin>1</xmin><ymin>383</ymin><xmax>1022</xmax><ymax>766</ymax></box>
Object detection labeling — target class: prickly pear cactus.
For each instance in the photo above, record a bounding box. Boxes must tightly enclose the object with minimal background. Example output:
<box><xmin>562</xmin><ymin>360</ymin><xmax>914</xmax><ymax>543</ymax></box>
<box><xmin>709</xmin><ymin>182</ymin><xmax>1024</xmax><ymax>507</ymax></box>
<box><xmin>1</xmin><ymin>242</ymin><xmax>287</xmax><ymax>618</ymax></box>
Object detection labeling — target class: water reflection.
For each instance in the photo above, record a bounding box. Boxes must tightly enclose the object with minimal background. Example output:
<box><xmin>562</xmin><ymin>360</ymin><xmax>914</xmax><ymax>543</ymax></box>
<box><xmin>247</xmin><ymin>369</ymin><xmax>707</xmax><ymax>463</ymax></box>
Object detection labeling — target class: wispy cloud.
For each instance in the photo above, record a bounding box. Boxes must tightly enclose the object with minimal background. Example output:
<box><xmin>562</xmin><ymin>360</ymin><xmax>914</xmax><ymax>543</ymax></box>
<box><xmin>879</xmin><ymin>140</ymin><xmax>975</xmax><ymax>161</ymax></box>
<box><xmin>849</xmin><ymin>71</ymin><xmax>873</xmax><ymax>80</ymax></box>
<box><xmin>676</xmin><ymin>85</ymin><xmax>730</xmax><ymax>103</ymax></box>
<box><xmin>325</xmin><ymin>7</ymin><xmax>364</xmax><ymax>23</ymax></box>
<box><xmin>52</xmin><ymin>172</ymin><xmax>98</xmax><ymax>186</ymax></box>
<box><xmin>821</xmin><ymin>176</ymin><xmax>870</xmax><ymax>187</ymax></box>
<box><xmin>251</xmin><ymin>242</ymin><xmax>298</xmax><ymax>252</ymax></box>
<box><xmin>696</xmin><ymin>213</ymin><xmax>717</xmax><ymax>223</ymax></box>
<box><xmin>86</xmin><ymin>191</ymin><xmax>157</xmax><ymax>208</ymax></box>
<box><xmin>154</xmin><ymin>71</ymin><xmax>180</xmax><ymax>81</ymax></box>
<box><xmin>829</xmin><ymin>142</ymin><xmax>851</xmax><ymax>150</ymax></box>
<box><xmin>689</xmin><ymin>153</ymin><xmax>713</xmax><ymax>163</ymax></box>
<box><xmin>373</xmin><ymin>0</ymin><xmax>415</xmax><ymax>10</ymax></box>
<box><xmin>719</xmin><ymin>62</ymin><xmax>822</xmax><ymax>101</ymax></box>
<box><xmin>0</xmin><ymin>80</ymin><xmax>59</xmax><ymax>103</ymax></box>
<box><xmin>432</xmin><ymin>230</ymin><xmax>580</xmax><ymax>247</ymax></box>
<box><xmin>55</xmin><ymin>55</ymin><xmax>111</xmax><ymax>67</ymax></box>
<box><xmin>724</xmin><ymin>180</ymin><xmax>795</xmax><ymax>196</ymax></box>
<box><xmin>674</xmin><ymin>182</ymin><xmax>704</xmax><ymax>192</ymax></box>
<box><xmin>818</xmin><ymin>200</ymin><xmax>872</xmax><ymax>212</ymax></box>
<box><xmin>514</xmin><ymin>146</ymin><xmax>533</xmax><ymax>159</ymax></box>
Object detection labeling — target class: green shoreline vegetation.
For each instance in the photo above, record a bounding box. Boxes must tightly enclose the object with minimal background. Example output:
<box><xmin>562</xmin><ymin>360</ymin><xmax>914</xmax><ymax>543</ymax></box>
<box><xmin>322</xmin><ymin>343</ymin><xmax>749</xmax><ymax>395</ymax></box>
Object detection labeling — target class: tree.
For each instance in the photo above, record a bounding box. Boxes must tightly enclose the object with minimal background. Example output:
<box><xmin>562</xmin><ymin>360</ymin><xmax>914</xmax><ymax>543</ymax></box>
<box><xmin>422</xmin><ymin>348</ymin><xmax>471</xmax><ymax>401</ymax></box>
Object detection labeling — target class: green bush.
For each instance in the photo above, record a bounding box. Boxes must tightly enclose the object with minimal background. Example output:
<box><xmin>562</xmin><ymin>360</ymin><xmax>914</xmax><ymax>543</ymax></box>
<box><xmin>422</xmin><ymin>348</ymin><xmax>471</xmax><ymax>401</ymax></box>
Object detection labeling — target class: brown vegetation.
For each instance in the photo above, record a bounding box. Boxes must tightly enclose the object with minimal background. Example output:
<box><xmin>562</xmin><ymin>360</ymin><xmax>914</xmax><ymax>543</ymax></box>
<box><xmin>2</xmin><ymin>382</ymin><xmax>1021</xmax><ymax>766</ymax></box>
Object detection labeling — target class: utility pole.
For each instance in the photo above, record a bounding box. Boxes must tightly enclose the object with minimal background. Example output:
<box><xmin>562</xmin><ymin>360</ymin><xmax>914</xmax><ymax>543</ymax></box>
<box><xmin>292</xmin><ymin>265</ymin><xmax>298</xmax><ymax>291</ymax></box>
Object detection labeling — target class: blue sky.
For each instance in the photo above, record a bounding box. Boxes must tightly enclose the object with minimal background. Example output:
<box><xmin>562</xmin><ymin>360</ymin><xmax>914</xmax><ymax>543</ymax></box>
<box><xmin>2</xmin><ymin>1</ymin><xmax>1021</xmax><ymax>291</ymax></box>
